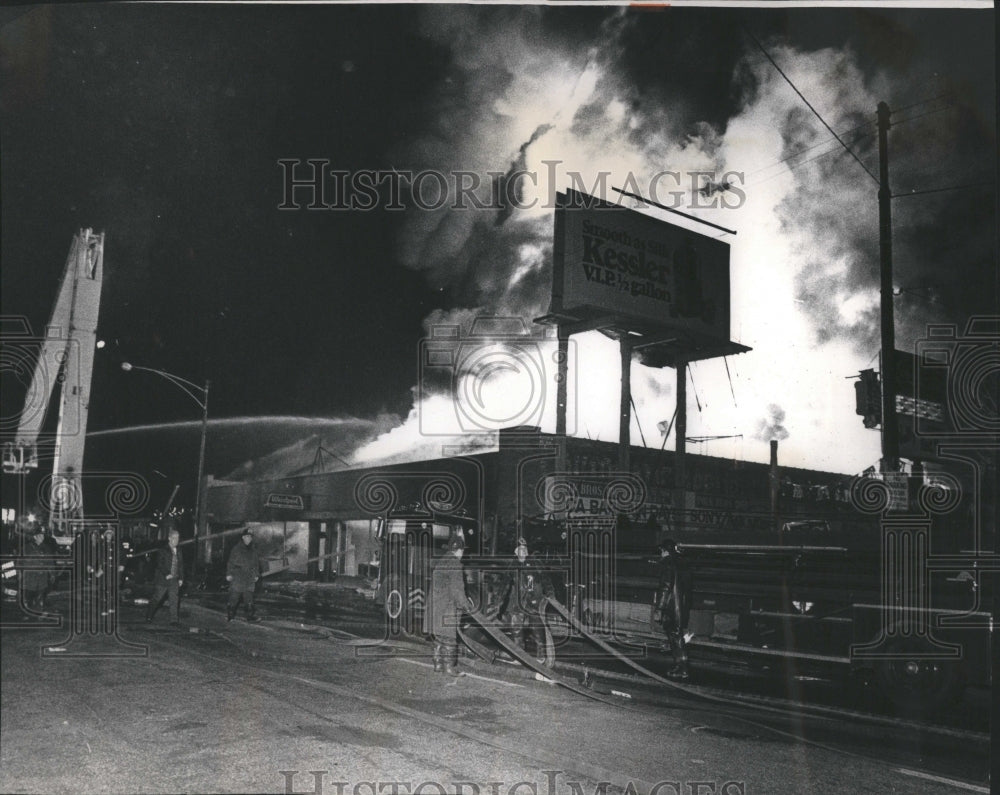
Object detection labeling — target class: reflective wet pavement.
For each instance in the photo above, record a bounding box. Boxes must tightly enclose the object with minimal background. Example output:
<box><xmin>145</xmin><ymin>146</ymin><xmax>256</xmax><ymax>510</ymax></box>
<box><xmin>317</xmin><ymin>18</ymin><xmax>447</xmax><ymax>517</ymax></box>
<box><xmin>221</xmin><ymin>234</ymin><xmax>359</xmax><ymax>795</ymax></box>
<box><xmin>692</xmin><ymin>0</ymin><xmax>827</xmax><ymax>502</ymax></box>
<box><xmin>1</xmin><ymin>590</ymin><xmax>990</xmax><ymax>794</ymax></box>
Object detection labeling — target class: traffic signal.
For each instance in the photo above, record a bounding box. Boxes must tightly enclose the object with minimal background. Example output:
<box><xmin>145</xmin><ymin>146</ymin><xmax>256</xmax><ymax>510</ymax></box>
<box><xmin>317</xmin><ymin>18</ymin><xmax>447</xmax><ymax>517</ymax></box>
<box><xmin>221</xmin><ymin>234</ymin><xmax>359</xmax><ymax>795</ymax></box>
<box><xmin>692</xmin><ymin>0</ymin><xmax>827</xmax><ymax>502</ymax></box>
<box><xmin>854</xmin><ymin>369</ymin><xmax>881</xmax><ymax>429</ymax></box>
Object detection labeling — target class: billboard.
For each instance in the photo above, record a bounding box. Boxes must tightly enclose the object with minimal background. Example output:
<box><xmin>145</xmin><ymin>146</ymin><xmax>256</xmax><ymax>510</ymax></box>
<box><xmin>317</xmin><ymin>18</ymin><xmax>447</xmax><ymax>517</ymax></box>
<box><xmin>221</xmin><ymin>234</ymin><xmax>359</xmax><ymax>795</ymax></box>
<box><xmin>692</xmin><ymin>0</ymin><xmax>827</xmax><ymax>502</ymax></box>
<box><xmin>551</xmin><ymin>189</ymin><xmax>731</xmax><ymax>341</ymax></box>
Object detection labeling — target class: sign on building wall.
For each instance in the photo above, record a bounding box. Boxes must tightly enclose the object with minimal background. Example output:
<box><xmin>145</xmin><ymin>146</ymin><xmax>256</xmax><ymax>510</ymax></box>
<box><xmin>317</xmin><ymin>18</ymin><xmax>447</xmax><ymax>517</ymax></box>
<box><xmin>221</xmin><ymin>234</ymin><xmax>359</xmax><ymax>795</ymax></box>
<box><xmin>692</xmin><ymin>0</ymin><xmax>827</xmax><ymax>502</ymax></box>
<box><xmin>552</xmin><ymin>188</ymin><xmax>731</xmax><ymax>341</ymax></box>
<box><xmin>264</xmin><ymin>493</ymin><xmax>305</xmax><ymax>510</ymax></box>
<box><xmin>891</xmin><ymin>349</ymin><xmax>949</xmax><ymax>462</ymax></box>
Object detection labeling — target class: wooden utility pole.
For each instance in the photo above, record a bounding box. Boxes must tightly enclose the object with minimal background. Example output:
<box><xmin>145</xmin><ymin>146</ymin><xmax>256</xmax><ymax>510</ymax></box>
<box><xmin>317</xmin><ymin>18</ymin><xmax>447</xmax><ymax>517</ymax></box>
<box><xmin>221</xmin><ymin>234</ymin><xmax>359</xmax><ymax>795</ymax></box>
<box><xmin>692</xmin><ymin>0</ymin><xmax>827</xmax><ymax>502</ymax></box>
<box><xmin>878</xmin><ymin>100</ymin><xmax>899</xmax><ymax>473</ymax></box>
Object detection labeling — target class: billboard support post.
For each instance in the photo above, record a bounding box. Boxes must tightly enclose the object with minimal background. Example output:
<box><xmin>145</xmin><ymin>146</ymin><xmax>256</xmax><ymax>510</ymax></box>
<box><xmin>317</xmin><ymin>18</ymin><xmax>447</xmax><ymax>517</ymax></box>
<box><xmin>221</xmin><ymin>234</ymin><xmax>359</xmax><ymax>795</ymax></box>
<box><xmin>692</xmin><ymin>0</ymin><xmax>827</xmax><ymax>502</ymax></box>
<box><xmin>619</xmin><ymin>335</ymin><xmax>632</xmax><ymax>473</ymax></box>
<box><xmin>675</xmin><ymin>360</ymin><xmax>687</xmax><ymax>537</ymax></box>
<box><xmin>556</xmin><ymin>325</ymin><xmax>570</xmax><ymax>473</ymax></box>
<box><xmin>538</xmin><ymin>188</ymin><xmax>751</xmax><ymax>537</ymax></box>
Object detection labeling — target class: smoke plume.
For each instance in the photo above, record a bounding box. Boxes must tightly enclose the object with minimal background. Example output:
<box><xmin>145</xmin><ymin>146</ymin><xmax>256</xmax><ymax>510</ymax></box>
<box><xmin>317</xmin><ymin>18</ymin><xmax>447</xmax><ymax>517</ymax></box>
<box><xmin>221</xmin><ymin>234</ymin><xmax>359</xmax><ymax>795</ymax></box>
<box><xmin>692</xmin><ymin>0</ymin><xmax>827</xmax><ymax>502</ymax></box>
<box><xmin>343</xmin><ymin>10</ymin><xmax>994</xmax><ymax>472</ymax></box>
<box><xmin>754</xmin><ymin>403</ymin><xmax>789</xmax><ymax>442</ymax></box>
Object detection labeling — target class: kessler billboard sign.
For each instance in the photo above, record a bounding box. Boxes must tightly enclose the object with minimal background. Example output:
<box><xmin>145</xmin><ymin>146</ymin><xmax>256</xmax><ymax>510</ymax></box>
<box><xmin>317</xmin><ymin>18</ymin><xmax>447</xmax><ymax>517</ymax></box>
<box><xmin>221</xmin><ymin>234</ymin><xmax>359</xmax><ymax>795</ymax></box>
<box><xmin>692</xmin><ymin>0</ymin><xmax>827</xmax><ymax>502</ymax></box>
<box><xmin>551</xmin><ymin>188</ymin><xmax>731</xmax><ymax>341</ymax></box>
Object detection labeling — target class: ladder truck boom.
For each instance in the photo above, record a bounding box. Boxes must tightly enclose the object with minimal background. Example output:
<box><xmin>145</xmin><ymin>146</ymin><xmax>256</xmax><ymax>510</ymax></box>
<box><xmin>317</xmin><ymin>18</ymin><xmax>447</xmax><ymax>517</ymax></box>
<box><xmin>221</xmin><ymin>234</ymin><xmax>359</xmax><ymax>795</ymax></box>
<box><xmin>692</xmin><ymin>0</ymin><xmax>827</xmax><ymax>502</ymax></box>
<box><xmin>3</xmin><ymin>229</ymin><xmax>105</xmax><ymax>535</ymax></box>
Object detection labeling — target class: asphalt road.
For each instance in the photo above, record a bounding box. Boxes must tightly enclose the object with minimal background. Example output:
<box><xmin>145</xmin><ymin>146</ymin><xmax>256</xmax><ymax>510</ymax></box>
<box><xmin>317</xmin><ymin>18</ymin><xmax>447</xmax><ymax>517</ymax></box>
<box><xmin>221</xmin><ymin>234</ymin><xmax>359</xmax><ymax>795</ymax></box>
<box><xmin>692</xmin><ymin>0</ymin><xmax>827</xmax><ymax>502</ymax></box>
<box><xmin>0</xmin><ymin>595</ymin><xmax>990</xmax><ymax>795</ymax></box>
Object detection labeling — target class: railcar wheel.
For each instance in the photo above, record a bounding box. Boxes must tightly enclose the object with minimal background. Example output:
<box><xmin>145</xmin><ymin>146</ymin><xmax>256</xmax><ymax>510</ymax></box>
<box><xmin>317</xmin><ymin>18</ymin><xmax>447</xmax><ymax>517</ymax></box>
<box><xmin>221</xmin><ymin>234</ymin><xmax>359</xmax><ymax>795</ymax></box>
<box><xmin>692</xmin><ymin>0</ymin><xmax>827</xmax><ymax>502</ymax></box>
<box><xmin>385</xmin><ymin>579</ymin><xmax>406</xmax><ymax>632</ymax></box>
<box><xmin>875</xmin><ymin>638</ymin><xmax>964</xmax><ymax>716</ymax></box>
<box><xmin>385</xmin><ymin>587</ymin><xmax>403</xmax><ymax>620</ymax></box>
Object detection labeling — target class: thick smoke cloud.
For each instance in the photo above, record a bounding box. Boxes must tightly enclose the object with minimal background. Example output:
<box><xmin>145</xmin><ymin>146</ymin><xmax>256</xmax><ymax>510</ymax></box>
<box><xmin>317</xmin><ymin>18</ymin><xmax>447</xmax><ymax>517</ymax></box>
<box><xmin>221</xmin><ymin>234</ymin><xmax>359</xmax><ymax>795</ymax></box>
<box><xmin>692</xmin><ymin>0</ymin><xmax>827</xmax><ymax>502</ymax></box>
<box><xmin>267</xmin><ymin>8</ymin><xmax>996</xmax><ymax>472</ymax></box>
<box><xmin>351</xmin><ymin>8</ymin><xmax>760</xmax><ymax>464</ymax></box>
<box><xmin>756</xmin><ymin>38</ymin><xmax>996</xmax><ymax>354</ymax></box>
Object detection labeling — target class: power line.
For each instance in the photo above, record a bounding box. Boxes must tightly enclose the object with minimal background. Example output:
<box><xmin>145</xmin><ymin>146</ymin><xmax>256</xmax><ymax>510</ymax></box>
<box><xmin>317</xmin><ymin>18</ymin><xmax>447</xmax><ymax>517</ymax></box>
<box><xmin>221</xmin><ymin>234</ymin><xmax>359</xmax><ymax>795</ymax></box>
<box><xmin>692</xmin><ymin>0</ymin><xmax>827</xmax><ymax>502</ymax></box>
<box><xmin>750</xmin><ymin>129</ymin><xmax>876</xmax><ymax>188</ymax></box>
<box><xmin>745</xmin><ymin>120</ymin><xmax>875</xmax><ymax>179</ymax></box>
<box><xmin>892</xmin><ymin>180</ymin><xmax>995</xmax><ymax>199</ymax></box>
<box><xmin>890</xmin><ymin>92</ymin><xmax>954</xmax><ymax>116</ymax></box>
<box><xmin>744</xmin><ymin>26</ymin><xmax>879</xmax><ymax>186</ymax></box>
<box><xmin>891</xmin><ymin>103</ymin><xmax>956</xmax><ymax>128</ymax></box>
<box><xmin>753</xmin><ymin>130</ymin><xmax>875</xmax><ymax>184</ymax></box>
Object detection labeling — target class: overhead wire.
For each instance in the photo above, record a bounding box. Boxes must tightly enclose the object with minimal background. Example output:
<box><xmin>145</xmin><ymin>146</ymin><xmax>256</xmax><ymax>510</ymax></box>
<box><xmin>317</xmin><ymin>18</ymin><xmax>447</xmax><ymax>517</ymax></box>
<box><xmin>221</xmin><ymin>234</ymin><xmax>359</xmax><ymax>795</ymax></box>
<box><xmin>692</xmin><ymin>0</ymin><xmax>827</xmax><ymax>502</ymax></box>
<box><xmin>742</xmin><ymin>89</ymin><xmax>951</xmax><ymax>183</ymax></box>
<box><xmin>890</xmin><ymin>103</ymin><xmax>956</xmax><ymax>128</ymax></box>
<box><xmin>741</xmin><ymin>97</ymin><xmax>954</xmax><ymax>192</ymax></box>
<box><xmin>744</xmin><ymin>120</ymin><xmax>875</xmax><ymax>180</ymax></box>
<box><xmin>743</xmin><ymin>26</ymin><xmax>879</xmax><ymax>185</ymax></box>
<box><xmin>749</xmin><ymin>128</ymin><xmax>876</xmax><ymax>188</ymax></box>
<box><xmin>887</xmin><ymin>97</ymin><xmax>990</xmax><ymax>199</ymax></box>
<box><xmin>889</xmin><ymin>92</ymin><xmax>954</xmax><ymax>116</ymax></box>
<box><xmin>892</xmin><ymin>180</ymin><xmax>995</xmax><ymax>200</ymax></box>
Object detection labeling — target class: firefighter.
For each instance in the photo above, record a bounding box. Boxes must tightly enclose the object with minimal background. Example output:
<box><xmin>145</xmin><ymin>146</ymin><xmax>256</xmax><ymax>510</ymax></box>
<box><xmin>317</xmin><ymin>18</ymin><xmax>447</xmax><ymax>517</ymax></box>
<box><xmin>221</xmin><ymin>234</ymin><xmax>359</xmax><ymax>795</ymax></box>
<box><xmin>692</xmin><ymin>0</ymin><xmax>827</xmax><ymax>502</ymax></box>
<box><xmin>654</xmin><ymin>538</ymin><xmax>692</xmax><ymax>679</ymax></box>
<box><xmin>425</xmin><ymin>534</ymin><xmax>468</xmax><ymax>675</ymax></box>
<box><xmin>147</xmin><ymin>527</ymin><xmax>185</xmax><ymax>625</ymax></box>
<box><xmin>500</xmin><ymin>538</ymin><xmax>553</xmax><ymax>664</ymax></box>
<box><xmin>22</xmin><ymin>528</ymin><xmax>58</xmax><ymax>611</ymax></box>
<box><xmin>226</xmin><ymin>529</ymin><xmax>262</xmax><ymax>622</ymax></box>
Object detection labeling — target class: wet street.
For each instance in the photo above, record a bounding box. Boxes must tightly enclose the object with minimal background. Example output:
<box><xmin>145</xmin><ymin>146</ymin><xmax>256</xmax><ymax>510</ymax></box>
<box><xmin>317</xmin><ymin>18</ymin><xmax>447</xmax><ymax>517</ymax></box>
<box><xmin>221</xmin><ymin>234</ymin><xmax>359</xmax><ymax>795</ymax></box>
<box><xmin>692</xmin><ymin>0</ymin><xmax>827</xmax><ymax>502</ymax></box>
<box><xmin>0</xmin><ymin>587</ymin><xmax>990</xmax><ymax>794</ymax></box>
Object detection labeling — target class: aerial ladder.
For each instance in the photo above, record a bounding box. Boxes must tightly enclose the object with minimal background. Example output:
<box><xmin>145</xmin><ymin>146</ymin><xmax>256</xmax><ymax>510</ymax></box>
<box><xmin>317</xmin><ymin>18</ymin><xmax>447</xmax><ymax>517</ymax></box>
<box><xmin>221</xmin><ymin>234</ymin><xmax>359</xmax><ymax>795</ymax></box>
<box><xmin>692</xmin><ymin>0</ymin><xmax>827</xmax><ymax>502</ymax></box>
<box><xmin>3</xmin><ymin>229</ymin><xmax>105</xmax><ymax>536</ymax></box>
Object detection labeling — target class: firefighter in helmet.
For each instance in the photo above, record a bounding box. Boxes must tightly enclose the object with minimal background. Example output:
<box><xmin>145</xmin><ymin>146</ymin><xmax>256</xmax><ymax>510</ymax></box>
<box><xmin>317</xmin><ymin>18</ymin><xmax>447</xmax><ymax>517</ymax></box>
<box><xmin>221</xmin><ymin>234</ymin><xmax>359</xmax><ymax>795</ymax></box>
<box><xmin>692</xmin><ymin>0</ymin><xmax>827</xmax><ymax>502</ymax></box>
<box><xmin>498</xmin><ymin>537</ymin><xmax>553</xmax><ymax>664</ymax></box>
<box><xmin>22</xmin><ymin>527</ymin><xmax>58</xmax><ymax>612</ymax></box>
<box><xmin>654</xmin><ymin>538</ymin><xmax>692</xmax><ymax>679</ymax></box>
<box><xmin>426</xmin><ymin>533</ymin><xmax>468</xmax><ymax>675</ymax></box>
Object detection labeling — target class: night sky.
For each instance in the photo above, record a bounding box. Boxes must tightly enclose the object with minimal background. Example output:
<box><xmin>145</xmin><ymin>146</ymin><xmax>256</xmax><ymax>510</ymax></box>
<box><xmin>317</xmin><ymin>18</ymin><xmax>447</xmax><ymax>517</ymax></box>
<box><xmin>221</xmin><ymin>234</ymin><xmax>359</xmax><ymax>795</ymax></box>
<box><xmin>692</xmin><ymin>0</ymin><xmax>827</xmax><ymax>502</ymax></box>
<box><xmin>1</xmin><ymin>4</ymin><xmax>996</xmax><ymax>511</ymax></box>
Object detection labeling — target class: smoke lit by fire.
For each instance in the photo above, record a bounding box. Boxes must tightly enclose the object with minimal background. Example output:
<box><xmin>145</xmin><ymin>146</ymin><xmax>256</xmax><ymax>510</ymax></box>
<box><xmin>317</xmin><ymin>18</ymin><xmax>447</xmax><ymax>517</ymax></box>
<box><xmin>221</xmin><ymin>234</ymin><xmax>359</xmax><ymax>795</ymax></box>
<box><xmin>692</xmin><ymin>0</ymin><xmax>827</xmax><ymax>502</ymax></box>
<box><xmin>318</xmin><ymin>9</ymin><xmax>995</xmax><ymax>473</ymax></box>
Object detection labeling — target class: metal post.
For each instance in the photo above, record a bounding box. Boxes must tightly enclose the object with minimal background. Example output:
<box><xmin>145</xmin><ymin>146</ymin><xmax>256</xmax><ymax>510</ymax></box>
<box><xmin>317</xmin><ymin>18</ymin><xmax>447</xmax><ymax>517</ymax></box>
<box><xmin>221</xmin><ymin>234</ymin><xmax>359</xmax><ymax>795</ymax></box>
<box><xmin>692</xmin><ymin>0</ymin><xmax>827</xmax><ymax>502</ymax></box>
<box><xmin>770</xmin><ymin>440</ymin><xmax>780</xmax><ymax>534</ymax></box>
<box><xmin>675</xmin><ymin>361</ymin><xmax>687</xmax><ymax>535</ymax></box>
<box><xmin>194</xmin><ymin>379</ymin><xmax>210</xmax><ymax>566</ymax></box>
<box><xmin>619</xmin><ymin>335</ymin><xmax>631</xmax><ymax>473</ymax></box>
<box><xmin>877</xmin><ymin>101</ymin><xmax>898</xmax><ymax>473</ymax></box>
<box><xmin>556</xmin><ymin>326</ymin><xmax>569</xmax><ymax>473</ymax></box>
<box><xmin>307</xmin><ymin>521</ymin><xmax>321</xmax><ymax>580</ymax></box>
<box><xmin>556</xmin><ymin>326</ymin><xmax>569</xmax><ymax>437</ymax></box>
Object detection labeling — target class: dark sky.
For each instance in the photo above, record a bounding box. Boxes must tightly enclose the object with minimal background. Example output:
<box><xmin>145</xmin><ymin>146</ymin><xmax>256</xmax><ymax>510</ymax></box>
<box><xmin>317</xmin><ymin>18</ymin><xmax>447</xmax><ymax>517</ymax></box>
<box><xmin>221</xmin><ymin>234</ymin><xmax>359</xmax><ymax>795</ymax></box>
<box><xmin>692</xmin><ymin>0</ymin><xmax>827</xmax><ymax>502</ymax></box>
<box><xmin>1</xmin><ymin>3</ymin><xmax>995</xmax><ymax>500</ymax></box>
<box><xmin>2</xmin><ymin>4</ymin><xmax>455</xmax><ymax>427</ymax></box>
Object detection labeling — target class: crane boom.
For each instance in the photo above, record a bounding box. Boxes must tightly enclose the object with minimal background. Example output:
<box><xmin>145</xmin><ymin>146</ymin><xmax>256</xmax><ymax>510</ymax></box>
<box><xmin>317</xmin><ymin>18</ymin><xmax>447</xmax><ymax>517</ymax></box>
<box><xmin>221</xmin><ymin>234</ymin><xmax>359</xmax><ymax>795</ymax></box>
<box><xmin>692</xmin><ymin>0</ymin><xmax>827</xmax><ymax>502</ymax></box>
<box><xmin>3</xmin><ymin>229</ymin><xmax>105</xmax><ymax>534</ymax></box>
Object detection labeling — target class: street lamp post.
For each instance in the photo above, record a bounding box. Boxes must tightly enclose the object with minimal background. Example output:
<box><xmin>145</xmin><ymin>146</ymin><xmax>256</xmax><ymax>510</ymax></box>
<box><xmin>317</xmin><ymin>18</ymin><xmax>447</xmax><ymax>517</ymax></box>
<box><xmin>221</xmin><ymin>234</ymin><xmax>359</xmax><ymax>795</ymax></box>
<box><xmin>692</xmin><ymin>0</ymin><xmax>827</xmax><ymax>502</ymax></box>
<box><xmin>121</xmin><ymin>362</ymin><xmax>210</xmax><ymax>567</ymax></box>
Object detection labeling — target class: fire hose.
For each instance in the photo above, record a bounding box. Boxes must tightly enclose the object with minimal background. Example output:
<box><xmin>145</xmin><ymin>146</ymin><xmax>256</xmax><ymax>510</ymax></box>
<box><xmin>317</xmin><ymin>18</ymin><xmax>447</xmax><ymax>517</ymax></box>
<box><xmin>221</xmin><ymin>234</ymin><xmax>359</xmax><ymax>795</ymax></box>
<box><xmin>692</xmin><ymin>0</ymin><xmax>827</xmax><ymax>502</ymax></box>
<box><xmin>461</xmin><ymin>606</ymin><xmax>630</xmax><ymax>707</ymax></box>
<box><xmin>540</xmin><ymin>596</ymin><xmax>678</xmax><ymax>689</ymax></box>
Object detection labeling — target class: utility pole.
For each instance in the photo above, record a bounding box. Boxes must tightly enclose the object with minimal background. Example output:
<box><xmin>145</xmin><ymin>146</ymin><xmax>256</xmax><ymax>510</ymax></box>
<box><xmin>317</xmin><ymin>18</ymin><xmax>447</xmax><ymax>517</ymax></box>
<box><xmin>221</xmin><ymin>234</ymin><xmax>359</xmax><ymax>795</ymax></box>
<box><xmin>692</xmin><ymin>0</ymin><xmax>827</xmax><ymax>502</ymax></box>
<box><xmin>877</xmin><ymin>101</ymin><xmax>898</xmax><ymax>473</ymax></box>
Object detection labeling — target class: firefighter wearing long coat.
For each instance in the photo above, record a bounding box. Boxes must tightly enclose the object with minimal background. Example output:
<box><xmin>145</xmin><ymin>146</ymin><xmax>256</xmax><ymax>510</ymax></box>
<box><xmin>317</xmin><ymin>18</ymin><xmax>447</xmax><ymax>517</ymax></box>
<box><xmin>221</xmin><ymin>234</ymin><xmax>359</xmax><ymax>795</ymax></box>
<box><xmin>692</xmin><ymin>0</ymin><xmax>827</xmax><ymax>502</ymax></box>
<box><xmin>423</xmin><ymin>535</ymin><xmax>468</xmax><ymax>675</ymax></box>
<box><xmin>22</xmin><ymin>529</ymin><xmax>58</xmax><ymax>610</ymax></box>
<box><xmin>147</xmin><ymin>527</ymin><xmax>185</xmax><ymax>624</ymax></box>
<box><xmin>654</xmin><ymin>538</ymin><xmax>692</xmax><ymax>678</ymax></box>
<box><xmin>226</xmin><ymin>529</ymin><xmax>262</xmax><ymax>621</ymax></box>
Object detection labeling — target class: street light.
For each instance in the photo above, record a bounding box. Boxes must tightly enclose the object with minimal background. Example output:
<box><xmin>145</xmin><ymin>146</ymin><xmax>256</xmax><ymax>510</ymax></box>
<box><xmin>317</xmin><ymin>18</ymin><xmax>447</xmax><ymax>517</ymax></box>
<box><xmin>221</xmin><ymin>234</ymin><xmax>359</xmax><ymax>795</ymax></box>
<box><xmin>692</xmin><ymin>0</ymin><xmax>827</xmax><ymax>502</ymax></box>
<box><xmin>121</xmin><ymin>362</ymin><xmax>210</xmax><ymax>564</ymax></box>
